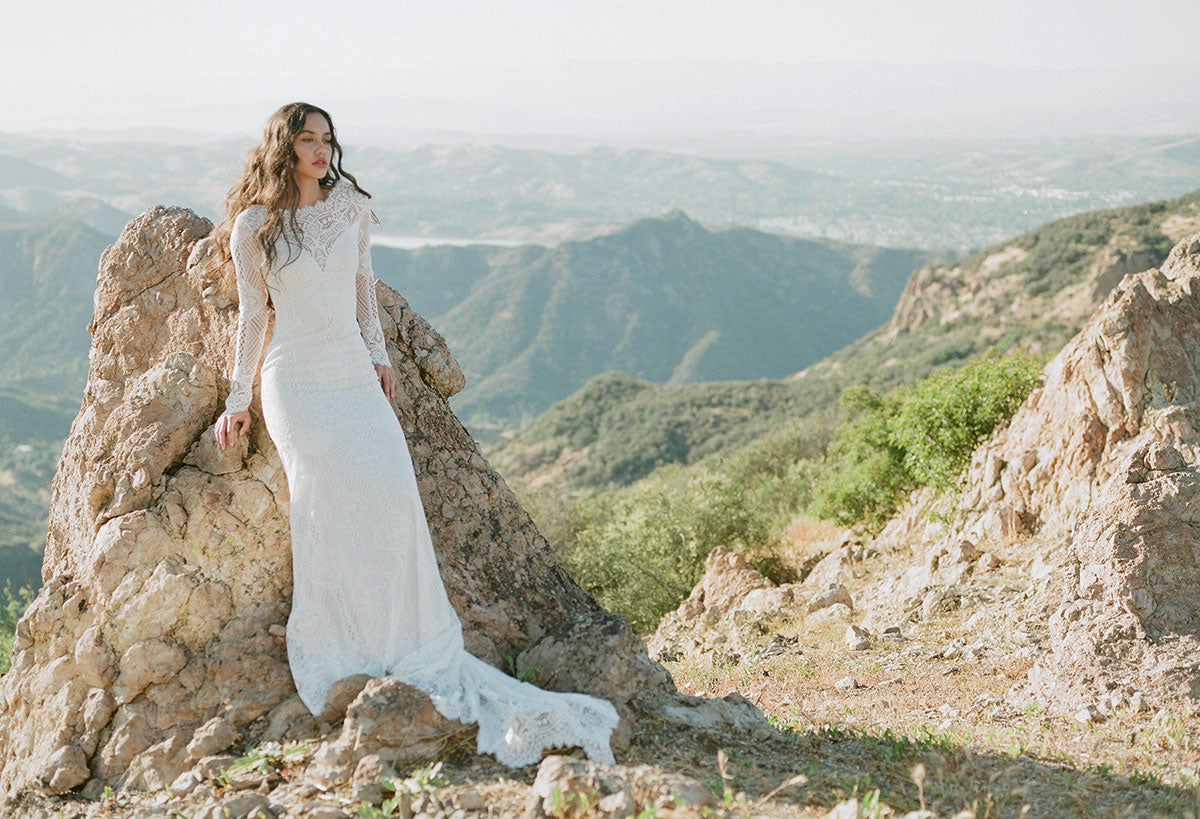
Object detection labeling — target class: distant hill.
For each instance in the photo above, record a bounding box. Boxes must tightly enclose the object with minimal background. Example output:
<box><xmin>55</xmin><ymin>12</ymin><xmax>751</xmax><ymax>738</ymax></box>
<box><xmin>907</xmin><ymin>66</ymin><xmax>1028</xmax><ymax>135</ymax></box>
<box><xmin>7</xmin><ymin>132</ymin><xmax>1200</xmax><ymax>249</ymax></box>
<box><xmin>0</xmin><ymin>215</ymin><xmax>110</xmax><ymax>590</ymax></box>
<box><xmin>0</xmin><ymin>216</ymin><xmax>111</xmax><ymax>393</ymax></box>
<box><xmin>489</xmin><ymin>188</ymin><xmax>1200</xmax><ymax>490</ymax></box>
<box><xmin>373</xmin><ymin>211</ymin><xmax>932</xmax><ymax>435</ymax></box>
<box><xmin>0</xmin><ymin>386</ymin><xmax>73</xmax><ymax>589</ymax></box>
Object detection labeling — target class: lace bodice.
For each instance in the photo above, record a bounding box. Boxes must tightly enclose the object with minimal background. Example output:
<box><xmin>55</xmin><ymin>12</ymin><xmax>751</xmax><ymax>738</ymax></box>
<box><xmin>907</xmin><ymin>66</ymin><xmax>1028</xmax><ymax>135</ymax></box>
<box><xmin>223</xmin><ymin>180</ymin><xmax>390</xmax><ymax>414</ymax></box>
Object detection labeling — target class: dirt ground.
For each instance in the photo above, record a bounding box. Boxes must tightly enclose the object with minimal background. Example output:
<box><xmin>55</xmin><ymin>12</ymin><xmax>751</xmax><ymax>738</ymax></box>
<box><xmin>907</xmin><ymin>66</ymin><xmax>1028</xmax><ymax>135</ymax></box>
<box><xmin>16</xmin><ymin>519</ymin><xmax>1200</xmax><ymax>819</ymax></box>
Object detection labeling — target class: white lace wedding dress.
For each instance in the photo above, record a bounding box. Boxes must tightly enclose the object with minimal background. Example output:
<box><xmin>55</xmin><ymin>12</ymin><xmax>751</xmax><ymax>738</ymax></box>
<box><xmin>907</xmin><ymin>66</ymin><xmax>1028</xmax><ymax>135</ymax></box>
<box><xmin>222</xmin><ymin>178</ymin><xmax>619</xmax><ymax>767</ymax></box>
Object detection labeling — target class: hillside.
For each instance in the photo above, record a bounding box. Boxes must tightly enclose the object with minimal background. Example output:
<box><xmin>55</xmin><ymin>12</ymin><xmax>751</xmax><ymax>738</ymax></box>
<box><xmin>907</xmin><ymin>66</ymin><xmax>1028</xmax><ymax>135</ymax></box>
<box><xmin>0</xmin><ymin>216</ymin><xmax>114</xmax><ymax>590</ymax></box>
<box><xmin>375</xmin><ymin>210</ymin><xmax>931</xmax><ymax>436</ymax></box>
<box><xmin>490</xmin><ymin>187</ymin><xmax>1200</xmax><ymax>489</ymax></box>
<box><xmin>0</xmin><ymin>216</ymin><xmax>111</xmax><ymax>391</ymax></box>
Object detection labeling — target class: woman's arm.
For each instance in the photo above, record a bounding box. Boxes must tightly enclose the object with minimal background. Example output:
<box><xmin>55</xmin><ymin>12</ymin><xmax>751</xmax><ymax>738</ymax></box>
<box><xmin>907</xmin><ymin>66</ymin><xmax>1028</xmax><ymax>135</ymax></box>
<box><xmin>355</xmin><ymin>206</ymin><xmax>396</xmax><ymax>401</ymax></box>
<box><xmin>217</xmin><ymin>208</ymin><xmax>269</xmax><ymax>449</ymax></box>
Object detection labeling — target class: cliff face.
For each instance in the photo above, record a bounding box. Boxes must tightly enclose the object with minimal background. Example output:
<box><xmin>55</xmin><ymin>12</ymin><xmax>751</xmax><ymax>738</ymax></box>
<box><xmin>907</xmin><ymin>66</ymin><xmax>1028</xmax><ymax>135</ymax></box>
<box><xmin>866</xmin><ymin>231</ymin><xmax>1200</xmax><ymax>712</ymax></box>
<box><xmin>650</xmin><ymin>230</ymin><xmax>1200</xmax><ymax>723</ymax></box>
<box><xmin>883</xmin><ymin>240</ymin><xmax>1160</xmax><ymax>344</ymax></box>
<box><xmin>0</xmin><ymin>207</ymin><xmax>677</xmax><ymax>799</ymax></box>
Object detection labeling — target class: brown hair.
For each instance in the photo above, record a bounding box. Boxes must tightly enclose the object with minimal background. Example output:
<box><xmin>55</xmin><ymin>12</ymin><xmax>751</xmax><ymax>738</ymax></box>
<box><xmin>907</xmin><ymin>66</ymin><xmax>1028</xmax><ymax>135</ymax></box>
<box><xmin>209</xmin><ymin>102</ymin><xmax>371</xmax><ymax>285</ymax></box>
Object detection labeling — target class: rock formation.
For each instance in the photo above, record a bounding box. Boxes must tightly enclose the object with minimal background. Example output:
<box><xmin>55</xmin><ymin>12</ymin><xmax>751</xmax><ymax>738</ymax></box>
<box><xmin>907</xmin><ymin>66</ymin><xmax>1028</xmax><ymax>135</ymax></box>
<box><xmin>648</xmin><ymin>547</ymin><xmax>789</xmax><ymax>662</ymax></box>
<box><xmin>0</xmin><ymin>206</ymin><xmax>679</xmax><ymax>800</ymax></box>
<box><xmin>653</xmin><ymin>231</ymin><xmax>1200</xmax><ymax>721</ymax></box>
<box><xmin>874</xmin><ymin>232</ymin><xmax>1200</xmax><ymax>711</ymax></box>
<box><xmin>952</xmin><ymin>232</ymin><xmax>1200</xmax><ymax>544</ymax></box>
<box><xmin>1019</xmin><ymin>440</ymin><xmax>1200</xmax><ymax>712</ymax></box>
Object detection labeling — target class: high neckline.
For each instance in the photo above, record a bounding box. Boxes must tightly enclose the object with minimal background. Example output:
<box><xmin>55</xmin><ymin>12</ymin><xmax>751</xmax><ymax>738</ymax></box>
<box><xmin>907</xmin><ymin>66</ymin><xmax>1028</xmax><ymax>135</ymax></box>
<box><xmin>292</xmin><ymin>180</ymin><xmax>341</xmax><ymax>213</ymax></box>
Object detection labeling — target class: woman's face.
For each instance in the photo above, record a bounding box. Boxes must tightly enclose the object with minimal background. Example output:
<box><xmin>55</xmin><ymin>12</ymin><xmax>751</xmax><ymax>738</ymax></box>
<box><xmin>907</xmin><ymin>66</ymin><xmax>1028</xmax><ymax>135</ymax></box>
<box><xmin>292</xmin><ymin>111</ymin><xmax>332</xmax><ymax>184</ymax></box>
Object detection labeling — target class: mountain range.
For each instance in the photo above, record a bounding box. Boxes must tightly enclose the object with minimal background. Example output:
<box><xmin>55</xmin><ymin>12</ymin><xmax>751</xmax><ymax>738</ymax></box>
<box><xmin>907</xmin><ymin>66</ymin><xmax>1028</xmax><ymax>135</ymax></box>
<box><xmin>6</xmin><ymin>132</ymin><xmax>1200</xmax><ymax>249</ymax></box>
<box><xmin>490</xmin><ymin>188</ymin><xmax>1200</xmax><ymax>490</ymax></box>
<box><xmin>374</xmin><ymin>211</ymin><xmax>932</xmax><ymax>434</ymax></box>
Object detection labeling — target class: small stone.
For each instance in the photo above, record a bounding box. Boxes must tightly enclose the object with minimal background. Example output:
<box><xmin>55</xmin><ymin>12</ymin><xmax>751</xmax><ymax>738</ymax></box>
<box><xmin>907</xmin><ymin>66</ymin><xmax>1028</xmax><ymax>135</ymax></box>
<box><xmin>268</xmin><ymin>624</ymin><xmax>286</xmax><ymax>638</ymax></box>
<box><xmin>221</xmin><ymin>792</ymin><xmax>275</xmax><ymax>819</ymax></box>
<box><xmin>301</xmin><ymin>807</ymin><xmax>349</xmax><ymax>819</ymax></box>
<box><xmin>196</xmin><ymin>804</ymin><xmax>227</xmax><ymax>819</ymax></box>
<box><xmin>597</xmin><ymin>789</ymin><xmax>635</xmax><ymax>816</ymax></box>
<box><xmin>921</xmin><ymin>586</ymin><xmax>961</xmax><ymax>620</ymax></box>
<box><xmin>170</xmin><ymin>769</ymin><xmax>203</xmax><ymax>795</ymax></box>
<box><xmin>455</xmin><ymin>789</ymin><xmax>485</xmax><ymax>811</ymax></box>
<box><xmin>186</xmin><ymin>716</ymin><xmax>239</xmax><ymax>762</ymax></box>
<box><xmin>977</xmin><ymin>552</ymin><xmax>1001</xmax><ymax>571</ymax></box>
<box><xmin>1129</xmin><ymin>691</ymin><xmax>1147</xmax><ymax>712</ymax></box>
<box><xmin>828</xmin><ymin>798</ymin><xmax>866</xmax><ymax>819</ymax></box>
<box><xmin>806</xmin><ymin>603</ymin><xmax>852</xmax><ymax>626</ymax></box>
<box><xmin>845</xmin><ymin>625</ymin><xmax>871</xmax><ymax>651</ymax></box>
<box><xmin>807</xmin><ymin>584</ymin><xmax>854</xmax><ymax>614</ymax></box>
<box><xmin>834</xmin><ymin>676</ymin><xmax>858</xmax><ymax>693</ymax></box>
<box><xmin>1074</xmin><ymin>706</ymin><xmax>1104</xmax><ymax>724</ymax></box>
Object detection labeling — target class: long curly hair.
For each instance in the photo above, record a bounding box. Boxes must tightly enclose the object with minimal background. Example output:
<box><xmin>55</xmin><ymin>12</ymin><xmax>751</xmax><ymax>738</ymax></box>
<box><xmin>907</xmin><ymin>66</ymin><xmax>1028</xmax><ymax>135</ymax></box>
<box><xmin>209</xmin><ymin>102</ymin><xmax>371</xmax><ymax>286</ymax></box>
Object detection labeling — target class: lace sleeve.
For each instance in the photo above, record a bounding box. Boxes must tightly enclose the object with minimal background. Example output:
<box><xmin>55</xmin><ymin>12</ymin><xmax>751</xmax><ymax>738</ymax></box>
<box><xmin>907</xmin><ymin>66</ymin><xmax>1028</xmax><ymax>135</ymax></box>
<box><xmin>223</xmin><ymin>208</ymin><xmax>270</xmax><ymax>415</ymax></box>
<box><xmin>355</xmin><ymin>205</ymin><xmax>390</xmax><ymax>367</ymax></box>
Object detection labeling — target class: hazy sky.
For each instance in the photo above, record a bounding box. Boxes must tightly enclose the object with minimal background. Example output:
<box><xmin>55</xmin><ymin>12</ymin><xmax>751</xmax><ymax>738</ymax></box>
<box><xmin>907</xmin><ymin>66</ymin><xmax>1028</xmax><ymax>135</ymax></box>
<box><xmin>8</xmin><ymin>0</ymin><xmax>1200</xmax><ymax>142</ymax></box>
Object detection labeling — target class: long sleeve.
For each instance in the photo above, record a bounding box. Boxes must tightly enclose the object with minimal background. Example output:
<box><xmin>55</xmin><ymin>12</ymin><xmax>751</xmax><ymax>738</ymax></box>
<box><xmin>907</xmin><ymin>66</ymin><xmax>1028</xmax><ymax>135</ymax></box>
<box><xmin>223</xmin><ymin>208</ymin><xmax>271</xmax><ymax>415</ymax></box>
<box><xmin>355</xmin><ymin>206</ymin><xmax>390</xmax><ymax>367</ymax></box>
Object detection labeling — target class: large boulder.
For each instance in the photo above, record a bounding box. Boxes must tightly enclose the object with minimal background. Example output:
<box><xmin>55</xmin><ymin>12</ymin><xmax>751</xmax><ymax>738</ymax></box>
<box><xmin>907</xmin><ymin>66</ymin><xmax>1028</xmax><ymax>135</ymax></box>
<box><xmin>861</xmin><ymin>233</ymin><xmax>1200</xmax><ymax>627</ymax></box>
<box><xmin>0</xmin><ymin>206</ymin><xmax>672</xmax><ymax>799</ymax></box>
<box><xmin>1020</xmin><ymin>442</ymin><xmax>1200</xmax><ymax>713</ymax></box>
<box><xmin>954</xmin><ymin>233</ymin><xmax>1200</xmax><ymax>543</ymax></box>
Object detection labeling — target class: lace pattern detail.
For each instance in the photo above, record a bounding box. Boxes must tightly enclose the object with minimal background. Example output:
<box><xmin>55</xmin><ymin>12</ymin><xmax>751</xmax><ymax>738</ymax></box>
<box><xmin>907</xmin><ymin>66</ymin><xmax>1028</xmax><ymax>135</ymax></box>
<box><xmin>222</xmin><ymin>178</ymin><xmax>619</xmax><ymax>767</ymax></box>
<box><xmin>354</xmin><ymin>205</ymin><xmax>390</xmax><ymax>366</ymax></box>
<box><xmin>225</xmin><ymin>206</ymin><xmax>269</xmax><ymax>414</ymax></box>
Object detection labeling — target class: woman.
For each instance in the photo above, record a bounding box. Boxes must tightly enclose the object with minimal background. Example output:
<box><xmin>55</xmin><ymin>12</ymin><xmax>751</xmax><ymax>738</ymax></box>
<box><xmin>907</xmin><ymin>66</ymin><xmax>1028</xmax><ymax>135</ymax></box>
<box><xmin>211</xmin><ymin>102</ymin><xmax>618</xmax><ymax>767</ymax></box>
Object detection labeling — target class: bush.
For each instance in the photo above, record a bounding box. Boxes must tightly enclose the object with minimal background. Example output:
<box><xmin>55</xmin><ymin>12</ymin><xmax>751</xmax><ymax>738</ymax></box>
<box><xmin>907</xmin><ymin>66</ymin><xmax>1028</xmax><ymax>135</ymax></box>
<box><xmin>812</xmin><ymin>348</ymin><xmax>1044</xmax><ymax>528</ymax></box>
<box><xmin>558</xmin><ymin>466</ymin><xmax>771</xmax><ymax>633</ymax></box>
<box><xmin>0</xmin><ymin>581</ymin><xmax>36</xmax><ymax>676</ymax></box>
<box><xmin>811</xmin><ymin>385</ymin><xmax>912</xmax><ymax>528</ymax></box>
<box><xmin>890</xmin><ymin>347</ymin><xmax>1043</xmax><ymax>489</ymax></box>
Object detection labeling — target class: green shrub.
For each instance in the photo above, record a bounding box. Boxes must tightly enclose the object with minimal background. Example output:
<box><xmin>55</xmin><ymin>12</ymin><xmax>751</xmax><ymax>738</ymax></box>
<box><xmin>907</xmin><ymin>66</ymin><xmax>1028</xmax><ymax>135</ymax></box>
<box><xmin>558</xmin><ymin>466</ymin><xmax>771</xmax><ymax>633</ymax></box>
<box><xmin>812</xmin><ymin>348</ymin><xmax>1044</xmax><ymax>528</ymax></box>
<box><xmin>0</xmin><ymin>581</ymin><xmax>36</xmax><ymax>675</ymax></box>
<box><xmin>811</xmin><ymin>385</ymin><xmax>912</xmax><ymax>528</ymax></box>
<box><xmin>889</xmin><ymin>347</ymin><xmax>1043</xmax><ymax>489</ymax></box>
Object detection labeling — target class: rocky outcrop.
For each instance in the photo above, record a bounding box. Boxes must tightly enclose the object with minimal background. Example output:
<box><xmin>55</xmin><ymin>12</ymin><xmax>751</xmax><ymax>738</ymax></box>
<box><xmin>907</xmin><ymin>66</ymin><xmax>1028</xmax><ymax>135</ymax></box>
<box><xmin>647</xmin><ymin>547</ymin><xmax>795</xmax><ymax>662</ymax></box>
<box><xmin>866</xmin><ymin>232</ymin><xmax>1200</xmax><ymax>711</ymax></box>
<box><xmin>1019</xmin><ymin>442</ymin><xmax>1200</xmax><ymax>713</ymax></box>
<box><xmin>0</xmin><ymin>206</ymin><xmax>675</xmax><ymax>800</ymax></box>
<box><xmin>954</xmin><ymin>233</ymin><xmax>1200</xmax><ymax>544</ymax></box>
<box><xmin>884</xmin><ymin>238</ymin><xmax>1159</xmax><ymax>346</ymax></box>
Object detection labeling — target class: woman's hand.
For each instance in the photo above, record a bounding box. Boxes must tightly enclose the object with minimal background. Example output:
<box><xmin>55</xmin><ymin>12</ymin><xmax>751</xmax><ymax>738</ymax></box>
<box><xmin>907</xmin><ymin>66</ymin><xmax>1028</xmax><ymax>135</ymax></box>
<box><xmin>215</xmin><ymin>411</ymin><xmax>252</xmax><ymax>451</ymax></box>
<box><xmin>375</xmin><ymin>363</ymin><xmax>396</xmax><ymax>403</ymax></box>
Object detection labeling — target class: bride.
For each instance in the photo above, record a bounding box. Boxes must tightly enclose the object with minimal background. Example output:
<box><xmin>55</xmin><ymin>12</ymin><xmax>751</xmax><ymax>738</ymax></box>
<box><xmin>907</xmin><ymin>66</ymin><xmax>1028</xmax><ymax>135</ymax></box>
<box><xmin>211</xmin><ymin>102</ymin><xmax>618</xmax><ymax>767</ymax></box>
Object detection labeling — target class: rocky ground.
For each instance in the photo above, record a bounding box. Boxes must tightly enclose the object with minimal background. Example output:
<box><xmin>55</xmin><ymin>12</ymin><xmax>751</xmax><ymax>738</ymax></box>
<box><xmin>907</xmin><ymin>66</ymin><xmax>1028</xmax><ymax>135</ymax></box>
<box><xmin>655</xmin><ymin>520</ymin><xmax>1200</xmax><ymax>817</ymax></box>
<box><xmin>10</xmin><ymin>514</ymin><xmax>1200</xmax><ymax>818</ymax></box>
